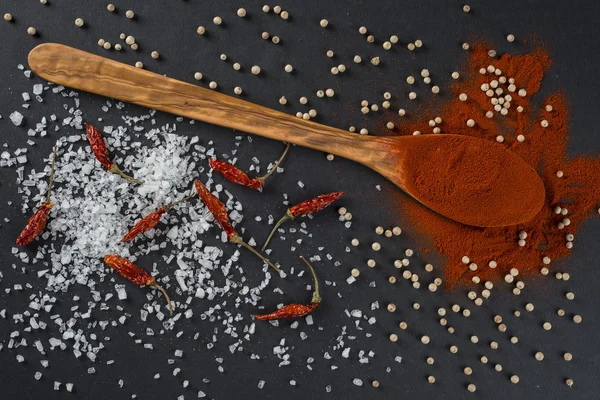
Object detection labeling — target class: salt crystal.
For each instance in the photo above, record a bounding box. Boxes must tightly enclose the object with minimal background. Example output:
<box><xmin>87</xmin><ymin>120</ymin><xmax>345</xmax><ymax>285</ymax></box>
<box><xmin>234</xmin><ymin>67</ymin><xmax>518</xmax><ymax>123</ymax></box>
<box><xmin>257</xmin><ymin>380</ymin><xmax>265</xmax><ymax>389</ymax></box>
<box><xmin>167</xmin><ymin>226</ymin><xmax>179</xmax><ymax>239</ymax></box>
<box><xmin>353</xmin><ymin>378</ymin><xmax>363</xmax><ymax>386</ymax></box>
<box><xmin>33</xmin><ymin>84</ymin><xmax>43</xmax><ymax>95</ymax></box>
<box><xmin>175</xmin><ymin>274</ymin><xmax>188</xmax><ymax>291</ymax></box>
<box><xmin>66</xmin><ymin>383</ymin><xmax>74</xmax><ymax>392</ymax></box>
<box><xmin>116</xmin><ymin>285</ymin><xmax>127</xmax><ymax>300</ymax></box>
<box><xmin>54</xmin><ymin>381</ymin><xmax>61</xmax><ymax>391</ymax></box>
<box><xmin>177</xmin><ymin>258</ymin><xmax>189</xmax><ymax>270</ymax></box>
<box><xmin>9</xmin><ymin>111</ymin><xmax>23</xmax><ymax>126</ymax></box>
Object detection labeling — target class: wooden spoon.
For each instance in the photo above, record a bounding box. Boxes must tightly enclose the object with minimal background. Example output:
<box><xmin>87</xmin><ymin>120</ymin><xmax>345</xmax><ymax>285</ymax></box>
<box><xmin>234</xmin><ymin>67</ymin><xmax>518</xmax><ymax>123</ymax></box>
<box><xmin>28</xmin><ymin>43</ymin><xmax>545</xmax><ymax>227</ymax></box>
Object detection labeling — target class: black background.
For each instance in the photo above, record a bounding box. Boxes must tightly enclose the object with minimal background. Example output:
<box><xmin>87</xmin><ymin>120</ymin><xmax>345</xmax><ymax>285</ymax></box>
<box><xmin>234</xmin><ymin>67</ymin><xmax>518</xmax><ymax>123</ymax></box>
<box><xmin>0</xmin><ymin>1</ymin><xmax>599</xmax><ymax>399</ymax></box>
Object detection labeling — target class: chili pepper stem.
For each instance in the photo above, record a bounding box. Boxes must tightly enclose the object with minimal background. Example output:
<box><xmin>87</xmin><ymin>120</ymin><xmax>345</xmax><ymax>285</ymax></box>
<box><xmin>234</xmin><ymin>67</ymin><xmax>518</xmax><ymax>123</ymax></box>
<box><xmin>45</xmin><ymin>145</ymin><xmax>58</xmax><ymax>204</ymax></box>
<box><xmin>261</xmin><ymin>209</ymin><xmax>294</xmax><ymax>251</ymax></box>
<box><xmin>231</xmin><ymin>234</ymin><xmax>281</xmax><ymax>273</ymax></box>
<box><xmin>149</xmin><ymin>280</ymin><xmax>173</xmax><ymax>316</ymax></box>
<box><xmin>163</xmin><ymin>192</ymin><xmax>197</xmax><ymax>211</ymax></box>
<box><xmin>256</xmin><ymin>142</ymin><xmax>291</xmax><ymax>184</ymax></box>
<box><xmin>110</xmin><ymin>163</ymin><xmax>144</xmax><ymax>185</ymax></box>
<box><xmin>300</xmin><ymin>256</ymin><xmax>321</xmax><ymax>303</ymax></box>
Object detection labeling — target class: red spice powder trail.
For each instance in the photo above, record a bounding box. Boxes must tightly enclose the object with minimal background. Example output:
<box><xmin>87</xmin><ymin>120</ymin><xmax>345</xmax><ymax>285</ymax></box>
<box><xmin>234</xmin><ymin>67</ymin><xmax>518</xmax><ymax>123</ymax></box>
<box><xmin>388</xmin><ymin>44</ymin><xmax>600</xmax><ymax>288</ymax></box>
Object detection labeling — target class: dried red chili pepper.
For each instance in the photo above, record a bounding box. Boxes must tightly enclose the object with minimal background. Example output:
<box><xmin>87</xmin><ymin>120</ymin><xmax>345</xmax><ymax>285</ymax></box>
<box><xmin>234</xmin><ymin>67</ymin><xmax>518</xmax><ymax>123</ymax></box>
<box><xmin>261</xmin><ymin>191</ymin><xmax>344</xmax><ymax>250</ymax></box>
<box><xmin>85</xmin><ymin>122</ymin><xmax>143</xmax><ymax>184</ymax></box>
<box><xmin>255</xmin><ymin>256</ymin><xmax>321</xmax><ymax>320</ymax></box>
<box><xmin>121</xmin><ymin>192</ymin><xmax>197</xmax><ymax>242</ymax></box>
<box><xmin>194</xmin><ymin>179</ymin><xmax>236</xmax><ymax>237</ymax></box>
<box><xmin>103</xmin><ymin>254</ymin><xmax>173</xmax><ymax>316</ymax></box>
<box><xmin>16</xmin><ymin>146</ymin><xmax>57</xmax><ymax>246</ymax></box>
<box><xmin>194</xmin><ymin>179</ymin><xmax>281</xmax><ymax>273</ymax></box>
<box><xmin>208</xmin><ymin>159</ymin><xmax>263</xmax><ymax>190</ymax></box>
<box><xmin>209</xmin><ymin>143</ymin><xmax>290</xmax><ymax>190</ymax></box>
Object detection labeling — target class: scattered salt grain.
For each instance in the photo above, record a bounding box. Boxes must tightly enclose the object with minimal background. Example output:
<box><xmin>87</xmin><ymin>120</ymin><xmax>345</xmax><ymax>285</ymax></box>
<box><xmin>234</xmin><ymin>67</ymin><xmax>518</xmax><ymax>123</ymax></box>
<box><xmin>9</xmin><ymin>111</ymin><xmax>23</xmax><ymax>126</ymax></box>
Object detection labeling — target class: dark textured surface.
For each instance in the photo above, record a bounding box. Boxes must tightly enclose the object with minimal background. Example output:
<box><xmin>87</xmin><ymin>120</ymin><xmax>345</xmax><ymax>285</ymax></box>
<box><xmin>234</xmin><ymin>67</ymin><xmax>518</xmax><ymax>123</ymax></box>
<box><xmin>0</xmin><ymin>1</ymin><xmax>599</xmax><ymax>399</ymax></box>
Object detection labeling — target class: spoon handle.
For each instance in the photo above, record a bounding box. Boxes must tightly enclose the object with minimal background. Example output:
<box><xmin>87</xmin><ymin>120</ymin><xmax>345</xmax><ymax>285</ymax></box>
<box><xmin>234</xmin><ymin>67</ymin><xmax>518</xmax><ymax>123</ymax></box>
<box><xmin>28</xmin><ymin>43</ymin><xmax>378</xmax><ymax>161</ymax></box>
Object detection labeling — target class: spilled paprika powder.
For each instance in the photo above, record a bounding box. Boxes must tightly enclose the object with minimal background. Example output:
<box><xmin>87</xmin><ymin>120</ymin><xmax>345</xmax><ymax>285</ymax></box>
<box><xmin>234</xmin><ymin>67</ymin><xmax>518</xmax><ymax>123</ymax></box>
<box><xmin>388</xmin><ymin>44</ymin><xmax>600</xmax><ymax>288</ymax></box>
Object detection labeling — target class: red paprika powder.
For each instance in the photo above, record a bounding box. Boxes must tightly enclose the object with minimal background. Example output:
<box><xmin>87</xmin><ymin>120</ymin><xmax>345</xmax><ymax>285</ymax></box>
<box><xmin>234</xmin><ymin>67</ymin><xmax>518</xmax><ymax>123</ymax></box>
<box><xmin>388</xmin><ymin>44</ymin><xmax>600</xmax><ymax>288</ymax></box>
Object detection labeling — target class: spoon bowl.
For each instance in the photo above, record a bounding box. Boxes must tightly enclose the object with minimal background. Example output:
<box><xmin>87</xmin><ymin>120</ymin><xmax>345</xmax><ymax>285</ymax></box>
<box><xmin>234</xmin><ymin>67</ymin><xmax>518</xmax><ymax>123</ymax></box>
<box><xmin>369</xmin><ymin>134</ymin><xmax>545</xmax><ymax>227</ymax></box>
<box><xmin>28</xmin><ymin>43</ymin><xmax>545</xmax><ymax>227</ymax></box>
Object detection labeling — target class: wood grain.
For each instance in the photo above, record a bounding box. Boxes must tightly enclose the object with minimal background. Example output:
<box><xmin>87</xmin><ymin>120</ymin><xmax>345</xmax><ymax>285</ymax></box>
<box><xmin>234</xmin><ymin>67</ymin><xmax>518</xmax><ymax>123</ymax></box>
<box><xmin>27</xmin><ymin>43</ymin><xmax>385</xmax><ymax>162</ymax></box>
<box><xmin>28</xmin><ymin>43</ymin><xmax>545</xmax><ymax>227</ymax></box>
